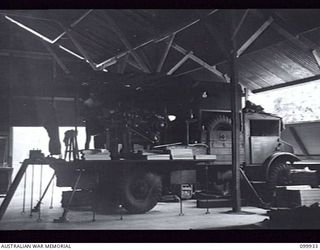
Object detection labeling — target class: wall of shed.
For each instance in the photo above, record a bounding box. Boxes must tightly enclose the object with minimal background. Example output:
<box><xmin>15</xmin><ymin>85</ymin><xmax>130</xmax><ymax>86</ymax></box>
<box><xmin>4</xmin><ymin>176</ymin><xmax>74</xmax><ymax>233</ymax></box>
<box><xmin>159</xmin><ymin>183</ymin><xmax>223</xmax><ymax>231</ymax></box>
<box><xmin>0</xmin><ymin>56</ymin><xmax>82</xmax><ymax>127</ymax></box>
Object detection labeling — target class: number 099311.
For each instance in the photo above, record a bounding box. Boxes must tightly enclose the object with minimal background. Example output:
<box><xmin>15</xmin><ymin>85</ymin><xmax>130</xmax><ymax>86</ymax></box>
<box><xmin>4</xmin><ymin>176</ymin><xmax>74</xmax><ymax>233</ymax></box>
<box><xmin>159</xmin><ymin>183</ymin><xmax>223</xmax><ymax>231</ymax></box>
<box><xmin>300</xmin><ymin>244</ymin><xmax>318</xmax><ymax>248</ymax></box>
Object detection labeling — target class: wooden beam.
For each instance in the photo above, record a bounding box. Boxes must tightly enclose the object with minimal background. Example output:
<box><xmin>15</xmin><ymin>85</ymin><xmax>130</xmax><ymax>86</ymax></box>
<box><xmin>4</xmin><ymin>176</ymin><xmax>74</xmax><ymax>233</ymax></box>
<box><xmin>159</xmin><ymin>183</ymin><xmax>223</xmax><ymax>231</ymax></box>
<box><xmin>70</xmin><ymin>30</ymin><xmax>143</xmax><ymax>72</ymax></box>
<box><xmin>273</xmin><ymin>11</ymin><xmax>319</xmax><ymax>49</ymax></box>
<box><xmin>289</xmin><ymin>126</ymin><xmax>310</xmax><ymax>156</ymax></box>
<box><xmin>252</xmin><ymin>74</ymin><xmax>320</xmax><ymax>93</ymax></box>
<box><xmin>271</xmin><ymin>23</ymin><xmax>311</xmax><ymax>51</ymax></box>
<box><xmin>203</xmin><ymin>21</ymin><xmax>229</xmax><ymax>58</ymax></box>
<box><xmin>253</xmin><ymin>11</ymin><xmax>318</xmax><ymax>52</ymax></box>
<box><xmin>96</xmin><ymin>10</ymin><xmax>218</xmax><ymax>70</ymax></box>
<box><xmin>41</xmin><ymin>41</ymin><xmax>71</xmax><ymax>75</ymax></box>
<box><xmin>104</xmin><ymin>13</ymin><xmax>151</xmax><ymax>73</ymax></box>
<box><xmin>117</xmin><ymin>54</ymin><xmax>129</xmax><ymax>73</ymax></box>
<box><xmin>174</xmin><ymin>66</ymin><xmax>203</xmax><ymax>77</ymax></box>
<box><xmin>231</xmin><ymin>9</ymin><xmax>250</xmax><ymax>40</ymax></box>
<box><xmin>156</xmin><ymin>34</ymin><xmax>175</xmax><ymax>73</ymax></box>
<box><xmin>64</xmin><ymin>29</ymin><xmax>97</xmax><ymax>70</ymax></box>
<box><xmin>167</xmin><ymin>53</ymin><xmax>190</xmax><ymax>75</ymax></box>
<box><xmin>52</xmin><ymin>10</ymin><xmax>93</xmax><ymax>43</ymax></box>
<box><xmin>0</xmin><ymin>49</ymin><xmax>54</xmax><ymax>60</ymax></box>
<box><xmin>236</xmin><ymin>16</ymin><xmax>274</xmax><ymax>57</ymax></box>
<box><xmin>171</xmin><ymin>43</ymin><xmax>227</xmax><ymax>81</ymax></box>
<box><xmin>230</xmin><ymin>11</ymin><xmax>242</xmax><ymax>213</ymax></box>
<box><xmin>202</xmin><ymin>21</ymin><xmax>232</xmax><ymax>82</ymax></box>
<box><xmin>260</xmin><ymin>10</ymin><xmax>320</xmax><ymax>74</ymax></box>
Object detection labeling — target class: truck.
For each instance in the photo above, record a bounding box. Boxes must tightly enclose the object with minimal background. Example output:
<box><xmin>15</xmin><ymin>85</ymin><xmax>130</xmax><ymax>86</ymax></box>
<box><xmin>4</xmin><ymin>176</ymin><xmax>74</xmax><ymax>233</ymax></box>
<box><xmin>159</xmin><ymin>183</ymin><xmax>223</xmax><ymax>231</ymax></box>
<box><xmin>48</xmin><ymin>77</ymin><xmax>300</xmax><ymax>214</ymax></box>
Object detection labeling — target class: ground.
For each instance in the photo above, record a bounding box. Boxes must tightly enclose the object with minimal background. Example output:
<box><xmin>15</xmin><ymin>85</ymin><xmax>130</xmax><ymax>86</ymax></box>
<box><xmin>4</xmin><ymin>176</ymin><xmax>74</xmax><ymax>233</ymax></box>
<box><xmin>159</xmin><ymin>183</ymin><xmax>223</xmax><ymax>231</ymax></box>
<box><xmin>0</xmin><ymin>199</ymin><xmax>268</xmax><ymax>230</ymax></box>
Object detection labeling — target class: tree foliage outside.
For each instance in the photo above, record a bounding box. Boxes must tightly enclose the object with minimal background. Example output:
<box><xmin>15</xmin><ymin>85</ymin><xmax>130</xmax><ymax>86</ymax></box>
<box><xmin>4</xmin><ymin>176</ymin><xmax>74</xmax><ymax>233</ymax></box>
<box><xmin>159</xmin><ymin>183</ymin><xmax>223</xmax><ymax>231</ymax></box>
<box><xmin>248</xmin><ymin>81</ymin><xmax>320</xmax><ymax>124</ymax></box>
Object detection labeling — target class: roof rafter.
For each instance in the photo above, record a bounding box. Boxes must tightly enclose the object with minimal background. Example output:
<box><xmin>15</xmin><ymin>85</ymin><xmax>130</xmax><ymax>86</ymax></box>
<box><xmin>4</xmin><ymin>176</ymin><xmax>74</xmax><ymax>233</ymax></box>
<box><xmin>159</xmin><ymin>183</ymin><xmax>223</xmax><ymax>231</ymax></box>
<box><xmin>231</xmin><ymin>9</ymin><xmax>250</xmax><ymax>41</ymax></box>
<box><xmin>64</xmin><ymin>28</ymin><xmax>97</xmax><ymax>70</ymax></box>
<box><xmin>236</xmin><ymin>16</ymin><xmax>273</xmax><ymax>57</ymax></box>
<box><xmin>167</xmin><ymin>52</ymin><xmax>191</xmax><ymax>75</ymax></box>
<box><xmin>41</xmin><ymin>40</ymin><xmax>70</xmax><ymax>75</ymax></box>
<box><xmin>52</xmin><ymin>9</ymin><xmax>93</xmax><ymax>44</ymax></box>
<box><xmin>171</xmin><ymin>43</ymin><xmax>227</xmax><ymax>81</ymax></box>
<box><xmin>156</xmin><ymin>34</ymin><xmax>175</xmax><ymax>73</ymax></box>
<box><xmin>95</xmin><ymin>10</ymin><xmax>218</xmax><ymax>70</ymax></box>
<box><xmin>103</xmin><ymin>12</ymin><xmax>151</xmax><ymax>73</ymax></box>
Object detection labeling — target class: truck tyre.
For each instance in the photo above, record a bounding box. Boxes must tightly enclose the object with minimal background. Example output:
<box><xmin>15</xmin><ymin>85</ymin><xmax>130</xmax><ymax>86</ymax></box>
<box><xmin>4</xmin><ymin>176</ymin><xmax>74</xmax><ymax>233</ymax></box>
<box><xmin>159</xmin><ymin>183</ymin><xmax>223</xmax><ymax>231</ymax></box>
<box><xmin>267</xmin><ymin>162</ymin><xmax>292</xmax><ymax>200</ymax></box>
<box><xmin>207</xmin><ymin>115</ymin><xmax>232</xmax><ymax>131</ymax></box>
<box><xmin>119</xmin><ymin>171</ymin><xmax>162</xmax><ymax>214</ymax></box>
<box><xmin>205</xmin><ymin>115</ymin><xmax>232</xmax><ymax>195</ymax></box>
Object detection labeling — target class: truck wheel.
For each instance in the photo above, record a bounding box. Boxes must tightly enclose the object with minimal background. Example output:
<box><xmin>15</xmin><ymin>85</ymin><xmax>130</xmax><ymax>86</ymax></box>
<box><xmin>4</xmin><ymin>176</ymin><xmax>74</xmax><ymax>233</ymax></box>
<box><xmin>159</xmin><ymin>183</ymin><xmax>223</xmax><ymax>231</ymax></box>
<box><xmin>120</xmin><ymin>171</ymin><xmax>162</xmax><ymax>214</ymax></box>
<box><xmin>267</xmin><ymin>162</ymin><xmax>292</xmax><ymax>200</ymax></box>
<box><xmin>208</xmin><ymin>115</ymin><xmax>232</xmax><ymax>131</ymax></box>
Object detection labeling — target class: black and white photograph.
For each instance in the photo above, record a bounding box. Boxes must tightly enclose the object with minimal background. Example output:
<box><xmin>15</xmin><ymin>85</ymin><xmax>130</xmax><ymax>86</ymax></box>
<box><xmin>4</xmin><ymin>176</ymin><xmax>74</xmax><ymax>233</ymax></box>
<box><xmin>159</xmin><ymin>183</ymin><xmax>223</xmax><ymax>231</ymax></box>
<box><xmin>1</xmin><ymin>7</ymin><xmax>320</xmax><ymax>242</ymax></box>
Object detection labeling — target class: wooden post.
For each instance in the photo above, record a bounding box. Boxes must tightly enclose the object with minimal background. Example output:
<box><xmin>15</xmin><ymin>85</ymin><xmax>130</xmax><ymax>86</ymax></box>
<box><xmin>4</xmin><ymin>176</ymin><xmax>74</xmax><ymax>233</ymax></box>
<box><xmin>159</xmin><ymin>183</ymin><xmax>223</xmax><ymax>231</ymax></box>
<box><xmin>230</xmin><ymin>11</ymin><xmax>242</xmax><ymax>213</ymax></box>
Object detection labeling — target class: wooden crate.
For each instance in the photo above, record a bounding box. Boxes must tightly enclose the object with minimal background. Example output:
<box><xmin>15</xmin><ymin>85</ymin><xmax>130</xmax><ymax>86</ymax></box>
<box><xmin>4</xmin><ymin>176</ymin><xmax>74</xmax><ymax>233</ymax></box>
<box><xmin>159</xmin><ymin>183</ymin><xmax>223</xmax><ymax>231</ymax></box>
<box><xmin>209</xmin><ymin>131</ymin><xmax>245</xmax><ymax>162</ymax></box>
<box><xmin>276</xmin><ymin>187</ymin><xmax>320</xmax><ymax>208</ymax></box>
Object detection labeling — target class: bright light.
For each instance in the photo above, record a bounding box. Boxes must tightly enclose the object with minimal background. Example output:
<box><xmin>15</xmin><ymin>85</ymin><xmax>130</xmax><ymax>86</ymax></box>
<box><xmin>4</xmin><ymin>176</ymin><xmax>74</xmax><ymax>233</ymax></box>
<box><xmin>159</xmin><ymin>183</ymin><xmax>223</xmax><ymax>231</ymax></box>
<box><xmin>58</xmin><ymin>45</ymin><xmax>85</xmax><ymax>60</ymax></box>
<box><xmin>168</xmin><ymin>115</ymin><xmax>176</xmax><ymax>121</ymax></box>
<box><xmin>5</xmin><ymin>15</ymin><xmax>87</xmax><ymax>61</ymax></box>
<box><xmin>5</xmin><ymin>15</ymin><xmax>54</xmax><ymax>43</ymax></box>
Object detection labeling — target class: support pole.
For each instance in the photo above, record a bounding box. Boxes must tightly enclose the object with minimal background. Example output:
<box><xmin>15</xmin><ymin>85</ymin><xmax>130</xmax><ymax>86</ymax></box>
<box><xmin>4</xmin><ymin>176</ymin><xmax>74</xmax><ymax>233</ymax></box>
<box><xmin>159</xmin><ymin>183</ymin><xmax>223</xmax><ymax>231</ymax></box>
<box><xmin>37</xmin><ymin>164</ymin><xmax>43</xmax><ymax>222</ymax></box>
<box><xmin>50</xmin><ymin>176</ymin><xmax>55</xmax><ymax>209</ymax></box>
<box><xmin>53</xmin><ymin>170</ymin><xmax>82</xmax><ymax>223</ymax></box>
<box><xmin>21</xmin><ymin>171</ymin><xmax>27</xmax><ymax>214</ymax></box>
<box><xmin>32</xmin><ymin>173</ymin><xmax>55</xmax><ymax>212</ymax></box>
<box><xmin>205</xmin><ymin>165</ymin><xmax>210</xmax><ymax>214</ymax></box>
<box><xmin>29</xmin><ymin>164</ymin><xmax>35</xmax><ymax>217</ymax></box>
<box><xmin>178</xmin><ymin>166</ymin><xmax>184</xmax><ymax>216</ymax></box>
<box><xmin>230</xmin><ymin>12</ymin><xmax>242</xmax><ymax>213</ymax></box>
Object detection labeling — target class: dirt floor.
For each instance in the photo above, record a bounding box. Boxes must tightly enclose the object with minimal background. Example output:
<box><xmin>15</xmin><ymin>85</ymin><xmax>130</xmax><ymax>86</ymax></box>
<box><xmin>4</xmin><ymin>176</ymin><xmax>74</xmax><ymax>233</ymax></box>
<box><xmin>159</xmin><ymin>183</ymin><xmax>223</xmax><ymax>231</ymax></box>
<box><xmin>0</xmin><ymin>198</ymin><xmax>268</xmax><ymax>230</ymax></box>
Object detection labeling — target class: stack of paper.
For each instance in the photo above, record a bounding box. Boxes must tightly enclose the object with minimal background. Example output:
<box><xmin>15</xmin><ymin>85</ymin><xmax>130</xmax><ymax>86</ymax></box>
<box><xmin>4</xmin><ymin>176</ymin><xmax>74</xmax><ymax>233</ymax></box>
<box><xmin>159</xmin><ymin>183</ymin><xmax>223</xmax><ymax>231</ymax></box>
<box><xmin>194</xmin><ymin>154</ymin><xmax>216</xmax><ymax>160</ymax></box>
<box><xmin>146</xmin><ymin>154</ymin><xmax>171</xmax><ymax>160</ymax></box>
<box><xmin>141</xmin><ymin>151</ymin><xmax>170</xmax><ymax>160</ymax></box>
<box><xmin>81</xmin><ymin>149</ymin><xmax>111</xmax><ymax>161</ymax></box>
<box><xmin>170</xmin><ymin>148</ymin><xmax>194</xmax><ymax>160</ymax></box>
